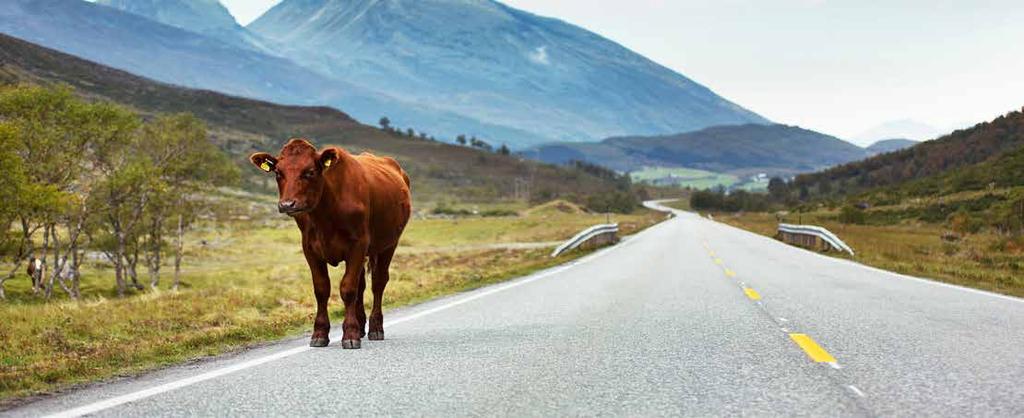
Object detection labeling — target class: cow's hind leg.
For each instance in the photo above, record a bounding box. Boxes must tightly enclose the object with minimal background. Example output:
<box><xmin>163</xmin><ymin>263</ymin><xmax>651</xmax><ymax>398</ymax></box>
<box><xmin>368</xmin><ymin>247</ymin><xmax>396</xmax><ymax>341</ymax></box>
<box><xmin>339</xmin><ymin>245</ymin><xmax>369</xmax><ymax>349</ymax></box>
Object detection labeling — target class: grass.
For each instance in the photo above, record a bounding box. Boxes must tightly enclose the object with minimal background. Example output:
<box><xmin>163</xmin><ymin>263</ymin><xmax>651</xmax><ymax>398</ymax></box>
<box><xmin>712</xmin><ymin>211</ymin><xmax>1024</xmax><ymax>298</ymax></box>
<box><xmin>0</xmin><ymin>204</ymin><xmax>663</xmax><ymax>403</ymax></box>
<box><xmin>630</xmin><ymin>166</ymin><xmax>739</xmax><ymax>189</ymax></box>
<box><xmin>662</xmin><ymin>195</ymin><xmax>693</xmax><ymax>211</ymax></box>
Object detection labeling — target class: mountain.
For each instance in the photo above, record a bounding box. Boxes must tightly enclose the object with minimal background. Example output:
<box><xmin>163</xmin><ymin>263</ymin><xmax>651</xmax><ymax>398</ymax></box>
<box><xmin>854</xmin><ymin>119</ymin><xmax>944</xmax><ymax>145</ymax></box>
<box><xmin>0</xmin><ymin>32</ymin><xmax>633</xmax><ymax>206</ymax></box>
<box><xmin>866</xmin><ymin>138</ymin><xmax>918</xmax><ymax>155</ymax></box>
<box><xmin>795</xmin><ymin>108</ymin><xmax>1024</xmax><ymax>199</ymax></box>
<box><xmin>1</xmin><ymin>0</ymin><xmax>548</xmax><ymax>147</ymax></box>
<box><xmin>249</xmin><ymin>0</ymin><xmax>770</xmax><ymax>146</ymax></box>
<box><xmin>1</xmin><ymin>0</ymin><xmax>362</xmax><ymax>107</ymax></box>
<box><xmin>525</xmin><ymin>124</ymin><xmax>868</xmax><ymax>175</ymax></box>
<box><xmin>93</xmin><ymin>0</ymin><xmax>273</xmax><ymax>52</ymax></box>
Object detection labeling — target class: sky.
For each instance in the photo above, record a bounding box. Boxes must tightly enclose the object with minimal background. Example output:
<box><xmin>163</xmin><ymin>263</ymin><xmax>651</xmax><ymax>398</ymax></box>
<box><xmin>221</xmin><ymin>0</ymin><xmax>1024</xmax><ymax>145</ymax></box>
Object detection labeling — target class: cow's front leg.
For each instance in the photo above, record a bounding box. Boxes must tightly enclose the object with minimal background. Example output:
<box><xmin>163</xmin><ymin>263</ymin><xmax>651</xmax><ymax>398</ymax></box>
<box><xmin>305</xmin><ymin>256</ymin><xmax>332</xmax><ymax>348</ymax></box>
<box><xmin>339</xmin><ymin>245</ymin><xmax>369</xmax><ymax>349</ymax></box>
<box><xmin>356</xmin><ymin>265</ymin><xmax>367</xmax><ymax>338</ymax></box>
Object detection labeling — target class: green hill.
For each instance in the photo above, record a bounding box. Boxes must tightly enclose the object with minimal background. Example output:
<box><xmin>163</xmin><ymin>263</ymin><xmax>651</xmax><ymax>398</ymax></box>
<box><xmin>793</xmin><ymin>109</ymin><xmax>1024</xmax><ymax>200</ymax></box>
<box><xmin>0</xmin><ymin>33</ymin><xmax>634</xmax><ymax>209</ymax></box>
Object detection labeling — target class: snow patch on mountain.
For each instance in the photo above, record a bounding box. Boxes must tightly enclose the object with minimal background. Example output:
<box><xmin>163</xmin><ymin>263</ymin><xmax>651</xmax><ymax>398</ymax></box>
<box><xmin>528</xmin><ymin>46</ymin><xmax>549</xmax><ymax>65</ymax></box>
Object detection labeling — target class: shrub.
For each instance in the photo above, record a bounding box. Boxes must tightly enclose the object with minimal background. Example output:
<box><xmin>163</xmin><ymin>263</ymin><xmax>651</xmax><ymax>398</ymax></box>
<box><xmin>585</xmin><ymin>191</ymin><xmax>637</xmax><ymax>214</ymax></box>
<box><xmin>480</xmin><ymin>209</ymin><xmax>518</xmax><ymax>217</ymax></box>
<box><xmin>838</xmin><ymin>205</ymin><xmax>866</xmax><ymax>225</ymax></box>
<box><xmin>947</xmin><ymin>209</ymin><xmax>984</xmax><ymax>235</ymax></box>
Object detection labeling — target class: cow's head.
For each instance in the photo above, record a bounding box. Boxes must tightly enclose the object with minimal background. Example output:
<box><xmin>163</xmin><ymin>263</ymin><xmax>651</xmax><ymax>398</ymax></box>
<box><xmin>249</xmin><ymin>139</ymin><xmax>340</xmax><ymax>216</ymax></box>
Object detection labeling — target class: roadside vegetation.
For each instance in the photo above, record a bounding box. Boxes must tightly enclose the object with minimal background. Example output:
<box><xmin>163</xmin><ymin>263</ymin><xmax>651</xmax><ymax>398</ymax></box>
<box><xmin>714</xmin><ymin>211</ymin><xmax>1024</xmax><ymax>298</ymax></box>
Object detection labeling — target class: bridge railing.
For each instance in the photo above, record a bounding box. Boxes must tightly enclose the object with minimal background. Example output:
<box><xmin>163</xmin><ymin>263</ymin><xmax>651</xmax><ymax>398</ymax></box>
<box><xmin>777</xmin><ymin>223</ymin><xmax>855</xmax><ymax>255</ymax></box>
<box><xmin>551</xmin><ymin>224</ymin><xmax>619</xmax><ymax>257</ymax></box>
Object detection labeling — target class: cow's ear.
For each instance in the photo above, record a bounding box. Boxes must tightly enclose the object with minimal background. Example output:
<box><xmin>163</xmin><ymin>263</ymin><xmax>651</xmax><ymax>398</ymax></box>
<box><xmin>250</xmin><ymin>152</ymin><xmax>277</xmax><ymax>173</ymax></box>
<box><xmin>319</xmin><ymin>148</ymin><xmax>340</xmax><ymax>170</ymax></box>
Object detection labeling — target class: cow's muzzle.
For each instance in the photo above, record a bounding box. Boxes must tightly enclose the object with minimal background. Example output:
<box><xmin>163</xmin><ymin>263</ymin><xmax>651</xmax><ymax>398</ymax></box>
<box><xmin>278</xmin><ymin>200</ymin><xmax>307</xmax><ymax>215</ymax></box>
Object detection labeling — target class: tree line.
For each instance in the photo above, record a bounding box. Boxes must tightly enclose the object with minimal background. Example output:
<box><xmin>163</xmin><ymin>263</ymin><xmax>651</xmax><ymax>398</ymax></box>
<box><xmin>378</xmin><ymin>117</ymin><xmax>638</xmax><ymax>213</ymax></box>
<box><xmin>379</xmin><ymin>116</ymin><xmax>511</xmax><ymax>156</ymax></box>
<box><xmin>0</xmin><ymin>85</ymin><xmax>238</xmax><ymax>300</ymax></box>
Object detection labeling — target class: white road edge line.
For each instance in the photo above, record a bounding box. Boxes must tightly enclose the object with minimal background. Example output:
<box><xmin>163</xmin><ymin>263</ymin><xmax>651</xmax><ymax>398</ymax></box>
<box><xmin>41</xmin><ymin>212</ymin><xmax>676</xmax><ymax>418</ymax></box>
<box><xmin>43</xmin><ymin>266</ymin><xmax>576</xmax><ymax>418</ymax></box>
<box><xmin>42</xmin><ymin>345</ymin><xmax>311</xmax><ymax>418</ymax></box>
<box><xmin>847</xmin><ymin>385</ymin><xmax>866</xmax><ymax>398</ymax></box>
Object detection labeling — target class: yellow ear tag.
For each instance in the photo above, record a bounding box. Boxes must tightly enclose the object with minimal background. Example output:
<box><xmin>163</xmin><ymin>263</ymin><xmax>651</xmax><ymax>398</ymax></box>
<box><xmin>260</xmin><ymin>161</ymin><xmax>272</xmax><ymax>172</ymax></box>
<box><xmin>323</xmin><ymin>159</ymin><xmax>333</xmax><ymax>168</ymax></box>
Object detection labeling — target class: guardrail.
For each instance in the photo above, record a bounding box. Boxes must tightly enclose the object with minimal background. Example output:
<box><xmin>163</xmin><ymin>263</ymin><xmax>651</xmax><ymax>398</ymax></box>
<box><xmin>551</xmin><ymin>224</ymin><xmax>619</xmax><ymax>257</ymax></box>
<box><xmin>777</xmin><ymin>224</ymin><xmax>855</xmax><ymax>255</ymax></box>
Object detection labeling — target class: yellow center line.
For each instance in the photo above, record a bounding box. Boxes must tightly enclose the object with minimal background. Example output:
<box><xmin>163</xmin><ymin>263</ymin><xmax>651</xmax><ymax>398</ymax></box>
<box><xmin>724</xmin><ymin>268</ymin><xmax>736</xmax><ymax>277</ymax></box>
<box><xmin>743</xmin><ymin>287</ymin><xmax>761</xmax><ymax>300</ymax></box>
<box><xmin>789</xmin><ymin>333</ymin><xmax>837</xmax><ymax>363</ymax></box>
<box><xmin>714</xmin><ymin>258</ymin><xmax>723</xmax><ymax>265</ymax></box>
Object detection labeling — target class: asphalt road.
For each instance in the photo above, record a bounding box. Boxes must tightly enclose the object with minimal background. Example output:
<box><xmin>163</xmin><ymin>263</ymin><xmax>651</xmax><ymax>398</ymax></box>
<box><xmin>7</xmin><ymin>202</ymin><xmax>1024</xmax><ymax>417</ymax></box>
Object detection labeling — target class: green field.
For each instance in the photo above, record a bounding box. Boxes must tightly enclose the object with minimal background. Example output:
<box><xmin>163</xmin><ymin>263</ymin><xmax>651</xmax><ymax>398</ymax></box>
<box><xmin>732</xmin><ymin>180</ymin><xmax>771</xmax><ymax>192</ymax></box>
<box><xmin>630</xmin><ymin>166</ymin><xmax>739</xmax><ymax>189</ymax></box>
<box><xmin>0</xmin><ymin>200</ymin><xmax>663</xmax><ymax>402</ymax></box>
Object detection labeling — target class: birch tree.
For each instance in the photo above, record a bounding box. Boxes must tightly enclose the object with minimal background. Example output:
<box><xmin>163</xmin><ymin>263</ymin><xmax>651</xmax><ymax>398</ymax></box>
<box><xmin>138</xmin><ymin>114</ymin><xmax>237</xmax><ymax>290</ymax></box>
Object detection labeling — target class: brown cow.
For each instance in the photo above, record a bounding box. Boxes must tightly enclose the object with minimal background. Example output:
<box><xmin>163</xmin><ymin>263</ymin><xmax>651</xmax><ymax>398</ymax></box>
<box><xmin>250</xmin><ymin>138</ymin><xmax>411</xmax><ymax>349</ymax></box>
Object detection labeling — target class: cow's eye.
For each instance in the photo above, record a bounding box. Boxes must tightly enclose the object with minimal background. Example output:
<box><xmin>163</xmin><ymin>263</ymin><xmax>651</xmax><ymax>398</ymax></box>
<box><xmin>302</xmin><ymin>170</ymin><xmax>316</xmax><ymax>180</ymax></box>
<box><xmin>275</xmin><ymin>171</ymin><xmax>283</xmax><ymax>180</ymax></box>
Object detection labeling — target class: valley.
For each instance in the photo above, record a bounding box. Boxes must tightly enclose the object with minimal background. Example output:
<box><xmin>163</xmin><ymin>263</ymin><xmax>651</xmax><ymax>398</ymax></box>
<box><xmin>630</xmin><ymin>166</ymin><xmax>742</xmax><ymax>190</ymax></box>
<box><xmin>529</xmin><ymin>123</ymin><xmax>874</xmax><ymax>189</ymax></box>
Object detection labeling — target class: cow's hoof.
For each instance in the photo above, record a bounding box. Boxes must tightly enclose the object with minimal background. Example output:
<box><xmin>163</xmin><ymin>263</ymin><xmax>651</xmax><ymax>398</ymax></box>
<box><xmin>368</xmin><ymin>331</ymin><xmax>384</xmax><ymax>341</ymax></box>
<box><xmin>341</xmin><ymin>339</ymin><xmax>361</xmax><ymax>349</ymax></box>
<box><xmin>309</xmin><ymin>337</ymin><xmax>330</xmax><ymax>348</ymax></box>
